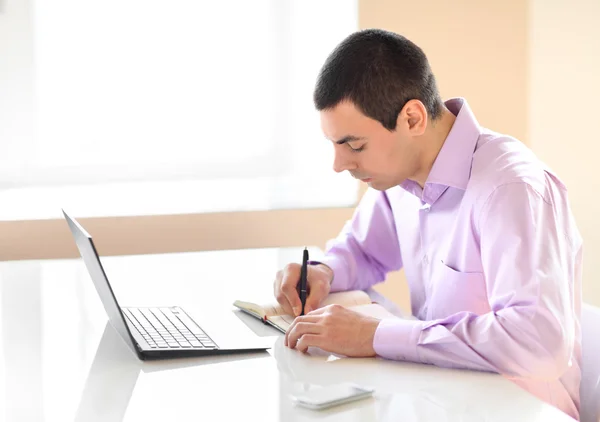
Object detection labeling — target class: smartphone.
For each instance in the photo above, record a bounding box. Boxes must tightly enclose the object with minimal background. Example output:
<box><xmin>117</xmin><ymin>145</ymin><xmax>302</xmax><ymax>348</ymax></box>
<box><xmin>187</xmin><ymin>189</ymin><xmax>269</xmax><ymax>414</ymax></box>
<box><xmin>290</xmin><ymin>383</ymin><xmax>375</xmax><ymax>410</ymax></box>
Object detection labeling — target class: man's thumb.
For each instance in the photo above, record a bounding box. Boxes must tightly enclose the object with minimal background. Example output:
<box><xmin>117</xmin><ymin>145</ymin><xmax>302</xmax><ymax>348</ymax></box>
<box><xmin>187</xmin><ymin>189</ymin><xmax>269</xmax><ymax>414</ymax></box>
<box><xmin>304</xmin><ymin>291</ymin><xmax>324</xmax><ymax>314</ymax></box>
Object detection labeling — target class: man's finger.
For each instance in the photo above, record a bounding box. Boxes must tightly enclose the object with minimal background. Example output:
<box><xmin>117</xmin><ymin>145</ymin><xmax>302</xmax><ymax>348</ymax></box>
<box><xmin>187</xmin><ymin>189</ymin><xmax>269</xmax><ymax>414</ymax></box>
<box><xmin>275</xmin><ymin>286</ymin><xmax>294</xmax><ymax>317</ymax></box>
<box><xmin>287</xmin><ymin>321</ymin><xmax>323</xmax><ymax>349</ymax></box>
<box><xmin>294</xmin><ymin>314</ymin><xmax>324</xmax><ymax>323</ymax></box>
<box><xmin>275</xmin><ymin>281</ymin><xmax>295</xmax><ymax>317</ymax></box>
<box><xmin>305</xmin><ymin>305</ymin><xmax>332</xmax><ymax>316</ymax></box>
<box><xmin>274</xmin><ymin>271</ymin><xmax>295</xmax><ymax>316</ymax></box>
<box><xmin>281</xmin><ymin>265</ymin><xmax>302</xmax><ymax>316</ymax></box>
<box><xmin>284</xmin><ymin>315</ymin><xmax>323</xmax><ymax>346</ymax></box>
<box><xmin>296</xmin><ymin>334</ymin><xmax>326</xmax><ymax>353</ymax></box>
<box><xmin>304</xmin><ymin>281</ymin><xmax>328</xmax><ymax>314</ymax></box>
<box><xmin>286</xmin><ymin>321</ymin><xmax>324</xmax><ymax>349</ymax></box>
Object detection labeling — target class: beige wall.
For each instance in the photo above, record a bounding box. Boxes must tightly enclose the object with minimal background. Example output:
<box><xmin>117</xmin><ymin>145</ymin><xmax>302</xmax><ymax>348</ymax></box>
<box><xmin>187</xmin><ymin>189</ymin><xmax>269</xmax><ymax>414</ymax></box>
<box><xmin>529</xmin><ymin>0</ymin><xmax>600</xmax><ymax>306</ymax></box>
<box><xmin>0</xmin><ymin>209</ymin><xmax>352</xmax><ymax>260</ymax></box>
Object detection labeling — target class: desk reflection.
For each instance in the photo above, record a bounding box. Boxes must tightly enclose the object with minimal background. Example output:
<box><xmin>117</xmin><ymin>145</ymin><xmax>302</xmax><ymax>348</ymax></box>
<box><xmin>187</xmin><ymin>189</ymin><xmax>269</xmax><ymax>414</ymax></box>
<box><xmin>75</xmin><ymin>321</ymin><xmax>271</xmax><ymax>422</ymax></box>
<box><xmin>74</xmin><ymin>322</ymin><xmax>141</xmax><ymax>422</ymax></box>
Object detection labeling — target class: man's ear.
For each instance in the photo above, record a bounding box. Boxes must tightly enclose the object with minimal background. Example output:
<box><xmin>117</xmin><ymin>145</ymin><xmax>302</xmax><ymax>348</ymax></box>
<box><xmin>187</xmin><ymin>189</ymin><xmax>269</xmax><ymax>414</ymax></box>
<box><xmin>396</xmin><ymin>99</ymin><xmax>427</xmax><ymax>136</ymax></box>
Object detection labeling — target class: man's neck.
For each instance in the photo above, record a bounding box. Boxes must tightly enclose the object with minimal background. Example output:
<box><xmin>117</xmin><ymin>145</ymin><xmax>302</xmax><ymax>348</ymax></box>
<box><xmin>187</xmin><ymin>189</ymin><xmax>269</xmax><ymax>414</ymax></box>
<box><xmin>412</xmin><ymin>107</ymin><xmax>457</xmax><ymax>188</ymax></box>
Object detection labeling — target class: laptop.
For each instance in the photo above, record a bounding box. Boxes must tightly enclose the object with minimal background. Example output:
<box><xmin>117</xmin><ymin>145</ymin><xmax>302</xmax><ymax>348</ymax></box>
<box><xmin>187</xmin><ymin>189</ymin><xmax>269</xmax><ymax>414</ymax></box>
<box><xmin>62</xmin><ymin>209</ymin><xmax>271</xmax><ymax>360</ymax></box>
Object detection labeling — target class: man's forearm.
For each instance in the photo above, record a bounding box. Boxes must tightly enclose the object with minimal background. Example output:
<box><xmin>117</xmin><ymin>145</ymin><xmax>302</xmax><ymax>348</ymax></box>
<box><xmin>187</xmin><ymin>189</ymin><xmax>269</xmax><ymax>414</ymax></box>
<box><xmin>317</xmin><ymin>189</ymin><xmax>403</xmax><ymax>292</ymax></box>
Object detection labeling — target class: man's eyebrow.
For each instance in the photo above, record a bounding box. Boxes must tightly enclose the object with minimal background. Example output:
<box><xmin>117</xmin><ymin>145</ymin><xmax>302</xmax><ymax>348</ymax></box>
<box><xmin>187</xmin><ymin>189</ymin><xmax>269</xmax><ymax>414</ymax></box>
<box><xmin>334</xmin><ymin>135</ymin><xmax>365</xmax><ymax>145</ymax></box>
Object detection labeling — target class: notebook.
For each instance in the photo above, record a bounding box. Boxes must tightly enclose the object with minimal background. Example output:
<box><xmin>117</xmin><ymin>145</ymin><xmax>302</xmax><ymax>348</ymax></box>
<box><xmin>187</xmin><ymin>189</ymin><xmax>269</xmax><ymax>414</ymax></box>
<box><xmin>233</xmin><ymin>290</ymin><xmax>400</xmax><ymax>334</ymax></box>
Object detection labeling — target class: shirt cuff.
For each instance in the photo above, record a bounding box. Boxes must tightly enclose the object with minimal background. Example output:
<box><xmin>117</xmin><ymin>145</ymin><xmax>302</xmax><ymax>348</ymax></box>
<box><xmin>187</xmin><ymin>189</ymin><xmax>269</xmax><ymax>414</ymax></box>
<box><xmin>373</xmin><ymin>318</ymin><xmax>425</xmax><ymax>362</ymax></box>
<box><xmin>315</xmin><ymin>256</ymin><xmax>350</xmax><ymax>293</ymax></box>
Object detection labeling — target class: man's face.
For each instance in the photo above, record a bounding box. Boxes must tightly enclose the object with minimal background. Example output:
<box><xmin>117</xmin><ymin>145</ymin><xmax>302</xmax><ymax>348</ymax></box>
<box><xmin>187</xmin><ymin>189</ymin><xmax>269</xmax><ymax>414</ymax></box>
<box><xmin>320</xmin><ymin>100</ymin><xmax>421</xmax><ymax>191</ymax></box>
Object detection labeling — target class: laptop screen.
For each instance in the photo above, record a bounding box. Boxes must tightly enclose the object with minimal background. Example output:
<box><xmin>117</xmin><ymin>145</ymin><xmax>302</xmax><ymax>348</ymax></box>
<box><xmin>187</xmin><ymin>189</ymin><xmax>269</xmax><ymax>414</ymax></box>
<box><xmin>62</xmin><ymin>210</ymin><xmax>139</xmax><ymax>356</ymax></box>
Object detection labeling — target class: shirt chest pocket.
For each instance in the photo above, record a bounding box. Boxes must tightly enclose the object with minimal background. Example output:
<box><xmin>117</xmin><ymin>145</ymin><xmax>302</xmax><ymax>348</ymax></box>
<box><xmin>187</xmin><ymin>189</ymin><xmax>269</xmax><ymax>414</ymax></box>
<box><xmin>426</xmin><ymin>260</ymin><xmax>491</xmax><ymax>320</ymax></box>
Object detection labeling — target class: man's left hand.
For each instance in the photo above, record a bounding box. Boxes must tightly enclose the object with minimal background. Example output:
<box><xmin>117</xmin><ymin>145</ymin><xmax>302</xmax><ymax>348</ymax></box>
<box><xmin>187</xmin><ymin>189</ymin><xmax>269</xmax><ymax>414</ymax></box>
<box><xmin>284</xmin><ymin>304</ymin><xmax>381</xmax><ymax>357</ymax></box>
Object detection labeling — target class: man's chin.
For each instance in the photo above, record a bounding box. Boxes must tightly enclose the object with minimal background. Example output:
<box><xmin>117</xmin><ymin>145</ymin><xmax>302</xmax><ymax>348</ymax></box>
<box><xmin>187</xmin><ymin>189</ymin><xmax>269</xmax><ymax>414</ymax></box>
<box><xmin>364</xmin><ymin>180</ymin><xmax>387</xmax><ymax>191</ymax></box>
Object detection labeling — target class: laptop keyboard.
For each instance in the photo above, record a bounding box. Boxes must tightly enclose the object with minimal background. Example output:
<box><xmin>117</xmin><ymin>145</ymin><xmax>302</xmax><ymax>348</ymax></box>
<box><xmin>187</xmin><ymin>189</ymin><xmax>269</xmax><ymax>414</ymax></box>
<box><xmin>123</xmin><ymin>307</ymin><xmax>217</xmax><ymax>350</ymax></box>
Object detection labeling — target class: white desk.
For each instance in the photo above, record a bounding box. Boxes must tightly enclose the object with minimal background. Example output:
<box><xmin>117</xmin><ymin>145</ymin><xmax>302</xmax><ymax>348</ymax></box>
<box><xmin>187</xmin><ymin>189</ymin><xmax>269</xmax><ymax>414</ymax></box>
<box><xmin>0</xmin><ymin>248</ymin><xmax>576</xmax><ymax>421</ymax></box>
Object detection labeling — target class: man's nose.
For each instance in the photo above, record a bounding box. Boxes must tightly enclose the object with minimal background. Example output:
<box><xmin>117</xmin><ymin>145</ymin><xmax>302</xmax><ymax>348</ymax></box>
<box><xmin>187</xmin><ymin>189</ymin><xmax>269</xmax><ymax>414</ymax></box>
<box><xmin>333</xmin><ymin>150</ymin><xmax>355</xmax><ymax>173</ymax></box>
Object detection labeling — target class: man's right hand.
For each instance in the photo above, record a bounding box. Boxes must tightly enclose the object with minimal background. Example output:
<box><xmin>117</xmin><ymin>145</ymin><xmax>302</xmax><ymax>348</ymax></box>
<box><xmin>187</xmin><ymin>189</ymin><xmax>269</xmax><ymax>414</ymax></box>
<box><xmin>273</xmin><ymin>262</ymin><xmax>333</xmax><ymax>317</ymax></box>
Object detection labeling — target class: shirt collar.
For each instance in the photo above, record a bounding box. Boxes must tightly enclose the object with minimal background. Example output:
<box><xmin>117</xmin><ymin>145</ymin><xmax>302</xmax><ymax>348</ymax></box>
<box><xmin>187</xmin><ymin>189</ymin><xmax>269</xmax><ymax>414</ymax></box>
<box><xmin>400</xmin><ymin>97</ymin><xmax>481</xmax><ymax>204</ymax></box>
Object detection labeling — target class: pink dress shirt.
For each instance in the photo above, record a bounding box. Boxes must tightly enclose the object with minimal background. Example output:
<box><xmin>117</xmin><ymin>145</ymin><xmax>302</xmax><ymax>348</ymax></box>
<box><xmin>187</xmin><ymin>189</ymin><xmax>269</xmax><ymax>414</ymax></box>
<box><xmin>319</xmin><ymin>98</ymin><xmax>583</xmax><ymax>420</ymax></box>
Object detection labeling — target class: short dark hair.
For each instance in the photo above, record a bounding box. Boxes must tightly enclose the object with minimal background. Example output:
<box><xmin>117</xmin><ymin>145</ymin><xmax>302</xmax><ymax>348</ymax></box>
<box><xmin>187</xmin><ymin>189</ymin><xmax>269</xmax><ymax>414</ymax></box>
<box><xmin>313</xmin><ymin>28</ymin><xmax>443</xmax><ymax>130</ymax></box>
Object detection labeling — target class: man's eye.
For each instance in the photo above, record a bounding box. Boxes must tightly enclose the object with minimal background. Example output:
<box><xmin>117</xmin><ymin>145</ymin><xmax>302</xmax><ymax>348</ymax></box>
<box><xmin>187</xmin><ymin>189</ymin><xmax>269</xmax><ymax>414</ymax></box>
<box><xmin>348</xmin><ymin>144</ymin><xmax>365</xmax><ymax>152</ymax></box>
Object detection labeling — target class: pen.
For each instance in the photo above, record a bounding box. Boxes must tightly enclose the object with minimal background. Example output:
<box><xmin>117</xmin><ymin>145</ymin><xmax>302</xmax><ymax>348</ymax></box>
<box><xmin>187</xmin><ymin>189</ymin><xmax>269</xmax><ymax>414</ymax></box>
<box><xmin>298</xmin><ymin>247</ymin><xmax>309</xmax><ymax>316</ymax></box>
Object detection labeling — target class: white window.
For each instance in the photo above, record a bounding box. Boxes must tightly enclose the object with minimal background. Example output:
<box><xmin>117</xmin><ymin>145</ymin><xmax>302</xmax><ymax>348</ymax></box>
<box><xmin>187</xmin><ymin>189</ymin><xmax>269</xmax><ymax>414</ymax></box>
<box><xmin>0</xmin><ymin>0</ymin><xmax>358</xmax><ymax>219</ymax></box>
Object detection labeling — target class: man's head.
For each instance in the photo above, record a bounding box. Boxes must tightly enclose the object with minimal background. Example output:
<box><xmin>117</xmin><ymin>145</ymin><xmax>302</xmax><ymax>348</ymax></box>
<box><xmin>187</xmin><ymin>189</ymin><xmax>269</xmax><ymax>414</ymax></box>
<box><xmin>314</xmin><ymin>29</ymin><xmax>445</xmax><ymax>190</ymax></box>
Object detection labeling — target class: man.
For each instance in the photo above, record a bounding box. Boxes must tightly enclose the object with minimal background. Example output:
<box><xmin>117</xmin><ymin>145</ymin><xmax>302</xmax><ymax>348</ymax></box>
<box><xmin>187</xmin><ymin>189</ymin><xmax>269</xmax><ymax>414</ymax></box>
<box><xmin>273</xmin><ymin>29</ymin><xmax>582</xmax><ymax>419</ymax></box>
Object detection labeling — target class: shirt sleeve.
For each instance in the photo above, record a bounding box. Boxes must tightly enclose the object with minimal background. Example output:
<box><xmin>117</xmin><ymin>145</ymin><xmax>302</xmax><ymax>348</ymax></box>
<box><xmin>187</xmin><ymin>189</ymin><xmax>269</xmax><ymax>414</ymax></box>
<box><xmin>318</xmin><ymin>188</ymin><xmax>403</xmax><ymax>293</ymax></box>
<box><xmin>373</xmin><ymin>182</ymin><xmax>581</xmax><ymax>380</ymax></box>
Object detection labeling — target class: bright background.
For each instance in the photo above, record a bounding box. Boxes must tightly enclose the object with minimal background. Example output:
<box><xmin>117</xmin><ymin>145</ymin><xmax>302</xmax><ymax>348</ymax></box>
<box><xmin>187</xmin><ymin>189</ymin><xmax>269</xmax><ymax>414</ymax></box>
<box><xmin>1</xmin><ymin>0</ymin><xmax>599</xmax><ymax>310</ymax></box>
